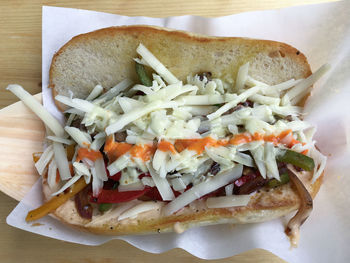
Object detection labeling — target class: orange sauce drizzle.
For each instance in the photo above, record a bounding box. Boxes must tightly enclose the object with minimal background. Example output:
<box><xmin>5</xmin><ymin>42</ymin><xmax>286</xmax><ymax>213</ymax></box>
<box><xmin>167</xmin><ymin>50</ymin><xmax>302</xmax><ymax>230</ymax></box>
<box><xmin>174</xmin><ymin>137</ymin><xmax>229</xmax><ymax>154</ymax></box>
<box><xmin>76</xmin><ymin>148</ymin><xmax>103</xmax><ymax>162</ymax></box>
<box><xmin>130</xmin><ymin>144</ymin><xmax>156</xmax><ymax>161</ymax></box>
<box><xmin>158</xmin><ymin>141</ymin><xmax>177</xmax><ymax>154</ymax></box>
<box><xmin>230</xmin><ymin>133</ymin><xmax>253</xmax><ymax>145</ymax></box>
<box><xmin>103</xmin><ymin>130</ymin><xmax>303</xmax><ymax>162</ymax></box>
<box><xmin>104</xmin><ymin>135</ymin><xmax>133</xmax><ymax>162</ymax></box>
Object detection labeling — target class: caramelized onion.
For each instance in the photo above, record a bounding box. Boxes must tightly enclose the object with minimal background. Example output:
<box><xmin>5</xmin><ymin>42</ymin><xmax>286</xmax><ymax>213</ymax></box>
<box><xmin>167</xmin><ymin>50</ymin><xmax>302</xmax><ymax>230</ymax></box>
<box><xmin>74</xmin><ymin>186</ymin><xmax>93</xmax><ymax>220</ymax></box>
<box><xmin>285</xmin><ymin>165</ymin><xmax>313</xmax><ymax>247</ymax></box>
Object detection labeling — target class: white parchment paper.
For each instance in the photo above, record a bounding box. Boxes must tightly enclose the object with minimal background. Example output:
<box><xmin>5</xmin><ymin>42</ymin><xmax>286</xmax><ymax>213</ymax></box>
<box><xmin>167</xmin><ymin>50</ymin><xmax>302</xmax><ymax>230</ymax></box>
<box><xmin>7</xmin><ymin>2</ymin><xmax>350</xmax><ymax>262</ymax></box>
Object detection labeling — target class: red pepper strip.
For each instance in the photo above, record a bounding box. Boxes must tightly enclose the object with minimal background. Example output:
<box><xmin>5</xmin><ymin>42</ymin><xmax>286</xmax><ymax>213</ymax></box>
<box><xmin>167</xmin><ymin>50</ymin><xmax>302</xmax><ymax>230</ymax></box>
<box><xmin>92</xmin><ymin>187</ymin><xmax>151</xmax><ymax>204</ymax></box>
<box><xmin>144</xmin><ymin>187</ymin><xmax>163</xmax><ymax>201</ymax></box>
<box><xmin>138</xmin><ymin>173</ymin><xmax>150</xmax><ymax>179</ymax></box>
<box><xmin>144</xmin><ymin>185</ymin><xmax>190</xmax><ymax>201</ymax></box>
<box><xmin>109</xmin><ymin>171</ymin><xmax>121</xmax><ymax>181</ymax></box>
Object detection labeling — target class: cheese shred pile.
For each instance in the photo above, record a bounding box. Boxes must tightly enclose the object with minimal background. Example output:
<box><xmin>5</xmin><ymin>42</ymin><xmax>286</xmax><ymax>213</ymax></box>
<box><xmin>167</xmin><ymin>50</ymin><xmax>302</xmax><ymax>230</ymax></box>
<box><xmin>7</xmin><ymin>43</ymin><xmax>329</xmax><ymax>219</ymax></box>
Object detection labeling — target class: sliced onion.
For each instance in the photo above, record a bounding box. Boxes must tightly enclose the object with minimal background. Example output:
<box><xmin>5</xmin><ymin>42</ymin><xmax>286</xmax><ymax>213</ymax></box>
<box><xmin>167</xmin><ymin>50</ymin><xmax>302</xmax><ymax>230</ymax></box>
<box><xmin>206</xmin><ymin>194</ymin><xmax>251</xmax><ymax>208</ymax></box>
<box><xmin>7</xmin><ymin>84</ymin><xmax>65</xmax><ymax>137</ymax></box>
<box><xmin>53</xmin><ymin>142</ymin><xmax>71</xmax><ymax>180</ymax></box>
<box><xmin>163</xmin><ymin>164</ymin><xmax>243</xmax><ymax>216</ymax></box>
<box><xmin>118</xmin><ymin>201</ymin><xmax>163</xmax><ymax>221</ymax></box>
<box><xmin>34</xmin><ymin>145</ymin><xmax>54</xmax><ymax>176</ymax></box>
<box><xmin>285</xmin><ymin>165</ymin><xmax>313</xmax><ymax>247</ymax></box>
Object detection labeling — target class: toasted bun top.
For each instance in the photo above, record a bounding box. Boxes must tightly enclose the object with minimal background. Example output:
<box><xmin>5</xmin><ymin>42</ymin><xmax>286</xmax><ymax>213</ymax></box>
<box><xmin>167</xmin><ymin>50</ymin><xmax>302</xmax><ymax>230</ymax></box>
<box><xmin>50</xmin><ymin>25</ymin><xmax>311</xmax><ymax>107</ymax></box>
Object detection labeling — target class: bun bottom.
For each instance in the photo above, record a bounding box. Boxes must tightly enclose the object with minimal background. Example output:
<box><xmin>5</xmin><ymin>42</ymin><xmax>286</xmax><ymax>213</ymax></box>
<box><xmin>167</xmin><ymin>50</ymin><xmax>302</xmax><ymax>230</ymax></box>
<box><xmin>43</xmin><ymin>173</ymin><xmax>323</xmax><ymax>235</ymax></box>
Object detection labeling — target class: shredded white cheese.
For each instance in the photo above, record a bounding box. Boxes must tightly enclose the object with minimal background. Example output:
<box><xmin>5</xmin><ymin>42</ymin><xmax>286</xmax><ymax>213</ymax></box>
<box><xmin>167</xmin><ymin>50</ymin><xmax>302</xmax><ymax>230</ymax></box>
<box><xmin>7</xmin><ymin>84</ymin><xmax>65</xmax><ymax>137</ymax></box>
<box><xmin>18</xmin><ymin>42</ymin><xmax>328</xmax><ymax>211</ymax></box>
<box><xmin>34</xmin><ymin>145</ymin><xmax>54</xmax><ymax>176</ymax></box>
<box><xmin>136</xmin><ymin>43</ymin><xmax>179</xmax><ymax>85</ymax></box>
<box><xmin>206</xmin><ymin>194</ymin><xmax>251</xmax><ymax>208</ymax></box>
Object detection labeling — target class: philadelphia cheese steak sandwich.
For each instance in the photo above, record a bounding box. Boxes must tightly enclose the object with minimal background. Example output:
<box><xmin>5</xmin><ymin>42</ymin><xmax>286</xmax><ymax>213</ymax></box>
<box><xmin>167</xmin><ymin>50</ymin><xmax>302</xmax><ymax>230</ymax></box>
<box><xmin>7</xmin><ymin>26</ymin><xmax>329</xmax><ymax>246</ymax></box>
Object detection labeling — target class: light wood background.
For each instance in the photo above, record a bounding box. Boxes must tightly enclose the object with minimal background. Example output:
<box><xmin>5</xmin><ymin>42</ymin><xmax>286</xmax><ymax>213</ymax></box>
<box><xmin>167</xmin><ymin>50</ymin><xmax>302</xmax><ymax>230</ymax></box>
<box><xmin>0</xmin><ymin>0</ymin><xmax>336</xmax><ymax>262</ymax></box>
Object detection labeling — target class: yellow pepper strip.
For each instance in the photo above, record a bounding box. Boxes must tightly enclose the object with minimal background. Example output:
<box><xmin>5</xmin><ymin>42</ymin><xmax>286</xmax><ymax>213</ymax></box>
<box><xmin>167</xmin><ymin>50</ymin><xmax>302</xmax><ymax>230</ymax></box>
<box><xmin>32</xmin><ymin>152</ymin><xmax>42</xmax><ymax>163</ymax></box>
<box><xmin>25</xmin><ymin>177</ymin><xmax>87</xmax><ymax>222</ymax></box>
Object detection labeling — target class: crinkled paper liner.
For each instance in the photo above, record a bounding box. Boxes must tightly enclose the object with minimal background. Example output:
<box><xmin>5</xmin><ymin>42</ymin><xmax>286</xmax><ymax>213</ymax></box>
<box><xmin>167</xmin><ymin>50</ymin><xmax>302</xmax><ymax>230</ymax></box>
<box><xmin>7</xmin><ymin>2</ymin><xmax>350</xmax><ymax>262</ymax></box>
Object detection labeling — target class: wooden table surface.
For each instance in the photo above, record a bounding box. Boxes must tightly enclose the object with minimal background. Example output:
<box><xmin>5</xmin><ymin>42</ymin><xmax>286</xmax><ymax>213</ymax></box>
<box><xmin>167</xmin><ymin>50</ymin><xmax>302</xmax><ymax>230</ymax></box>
<box><xmin>0</xmin><ymin>0</ymin><xmax>335</xmax><ymax>262</ymax></box>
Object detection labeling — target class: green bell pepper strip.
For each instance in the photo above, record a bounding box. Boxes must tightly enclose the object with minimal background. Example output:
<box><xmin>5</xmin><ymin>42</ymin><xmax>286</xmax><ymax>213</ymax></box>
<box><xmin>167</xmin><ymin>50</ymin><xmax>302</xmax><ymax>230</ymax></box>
<box><xmin>98</xmin><ymin>181</ymin><xmax>119</xmax><ymax>212</ymax></box>
<box><xmin>135</xmin><ymin>62</ymin><xmax>152</xmax><ymax>87</ymax></box>
<box><xmin>277</xmin><ymin>149</ymin><xmax>315</xmax><ymax>171</ymax></box>
<box><xmin>98</xmin><ymin>203</ymin><xmax>112</xmax><ymax>212</ymax></box>
<box><xmin>268</xmin><ymin>172</ymin><xmax>290</xmax><ymax>188</ymax></box>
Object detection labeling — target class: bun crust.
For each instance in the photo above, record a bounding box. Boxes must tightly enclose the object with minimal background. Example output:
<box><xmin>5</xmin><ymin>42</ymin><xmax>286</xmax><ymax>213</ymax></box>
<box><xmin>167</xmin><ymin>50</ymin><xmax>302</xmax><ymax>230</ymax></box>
<box><xmin>50</xmin><ymin>25</ymin><xmax>311</xmax><ymax>110</ymax></box>
<box><xmin>47</xmin><ymin>25</ymin><xmax>320</xmax><ymax>235</ymax></box>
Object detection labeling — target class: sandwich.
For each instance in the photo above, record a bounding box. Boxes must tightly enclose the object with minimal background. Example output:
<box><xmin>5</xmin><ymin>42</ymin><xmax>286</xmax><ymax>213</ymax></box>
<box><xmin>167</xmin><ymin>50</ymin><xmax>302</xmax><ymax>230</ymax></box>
<box><xmin>7</xmin><ymin>26</ymin><xmax>328</xmax><ymax>246</ymax></box>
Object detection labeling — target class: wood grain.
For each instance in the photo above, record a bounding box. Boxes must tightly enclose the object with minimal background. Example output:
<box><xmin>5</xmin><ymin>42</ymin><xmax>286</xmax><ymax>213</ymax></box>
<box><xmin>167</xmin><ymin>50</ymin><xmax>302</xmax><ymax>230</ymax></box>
<box><xmin>0</xmin><ymin>0</ymin><xmax>336</xmax><ymax>262</ymax></box>
<box><xmin>0</xmin><ymin>95</ymin><xmax>44</xmax><ymax>201</ymax></box>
